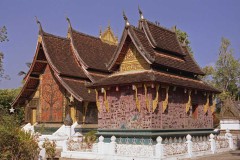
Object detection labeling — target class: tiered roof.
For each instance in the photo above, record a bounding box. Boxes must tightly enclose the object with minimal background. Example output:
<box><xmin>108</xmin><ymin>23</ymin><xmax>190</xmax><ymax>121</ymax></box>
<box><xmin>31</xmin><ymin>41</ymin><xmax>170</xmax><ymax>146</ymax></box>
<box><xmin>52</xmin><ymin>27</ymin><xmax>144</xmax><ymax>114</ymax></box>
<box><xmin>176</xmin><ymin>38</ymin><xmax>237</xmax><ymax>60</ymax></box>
<box><xmin>90</xmin><ymin>13</ymin><xmax>219</xmax><ymax>93</ymax></box>
<box><xmin>13</xmin><ymin>12</ymin><xmax>220</xmax><ymax>107</ymax></box>
<box><xmin>12</xmin><ymin>20</ymin><xmax>117</xmax><ymax>106</ymax></box>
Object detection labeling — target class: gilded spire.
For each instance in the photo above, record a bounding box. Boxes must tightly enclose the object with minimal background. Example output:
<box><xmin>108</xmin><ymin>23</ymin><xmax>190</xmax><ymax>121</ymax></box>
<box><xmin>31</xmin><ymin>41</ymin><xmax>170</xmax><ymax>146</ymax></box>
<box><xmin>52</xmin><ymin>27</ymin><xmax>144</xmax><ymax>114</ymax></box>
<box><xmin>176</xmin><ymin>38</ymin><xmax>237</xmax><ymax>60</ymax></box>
<box><xmin>138</xmin><ymin>5</ymin><xmax>144</xmax><ymax>20</ymax></box>
<box><xmin>35</xmin><ymin>16</ymin><xmax>43</xmax><ymax>34</ymax></box>
<box><xmin>123</xmin><ymin>10</ymin><xmax>130</xmax><ymax>26</ymax></box>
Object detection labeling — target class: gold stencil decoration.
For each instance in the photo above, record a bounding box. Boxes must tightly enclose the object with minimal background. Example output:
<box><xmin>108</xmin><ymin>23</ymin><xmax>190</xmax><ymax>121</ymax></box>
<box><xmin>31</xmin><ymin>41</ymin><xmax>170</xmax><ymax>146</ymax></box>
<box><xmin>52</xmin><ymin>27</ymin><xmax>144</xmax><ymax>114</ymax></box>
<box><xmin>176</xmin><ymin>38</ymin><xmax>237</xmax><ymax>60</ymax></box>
<box><xmin>204</xmin><ymin>93</ymin><xmax>210</xmax><ymax>113</ymax></box>
<box><xmin>162</xmin><ymin>86</ymin><xmax>169</xmax><ymax>113</ymax></box>
<box><xmin>120</xmin><ymin>43</ymin><xmax>150</xmax><ymax>72</ymax></box>
<box><xmin>186</xmin><ymin>90</ymin><xmax>192</xmax><ymax>113</ymax></box>
<box><xmin>100</xmin><ymin>25</ymin><xmax>118</xmax><ymax>45</ymax></box>
<box><xmin>103</xmin><ymin>88</ymin><xmax>109</xmax><ymax>112</ymax></box>
<box><xmin>152</xmin><ymin>84</ymin><xmax>160</xmax><ymax>112</ymax></box>
<box><xmin>144</xmin><ymin>84</ymin><xmax>150</xmax><ymax>112</ymax></box>
<box><xmin>133</xmin><ymin>85</ymin><xmax>141</xmax><ymax>112</ymax></box>
<box><xmin>95</xmin><ymin>89</ymin><xmax>101</xmax><ymax>112</ymax></box>
<box><xmin>210</xmin><ymin>95</ymin><xmax>216</xmax><ymax>113</ymax></box>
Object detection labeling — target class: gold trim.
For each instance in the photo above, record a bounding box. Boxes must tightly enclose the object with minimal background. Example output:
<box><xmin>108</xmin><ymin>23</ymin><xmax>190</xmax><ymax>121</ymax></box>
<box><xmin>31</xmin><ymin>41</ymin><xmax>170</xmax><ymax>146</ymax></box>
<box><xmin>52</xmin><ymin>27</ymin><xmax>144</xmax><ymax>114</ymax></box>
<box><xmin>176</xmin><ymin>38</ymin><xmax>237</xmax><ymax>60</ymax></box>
<box><xmin>144</xmin><ymin>84</ymin><xmax>150</xmax><ymax>112</ymax></box>
<box><xmin>204</xmin><ymin>93</ymin><xmax>210</xmax><ymax>113</ymax></box>
<box><xmin>186</xmin><ymin>90</ymin><xmax>192</xmax><ymax>113</ymax></box>
<box><xmin>210</xmin><ymin>95</ymin><xmax>216</xmax><ymax>113</ymax></box>
<box><xmin>152</xmin><ymin>84</ymin><xmax>160</xmax><ymax>112</ymax></box>
<box><xmin>103</xmin><ymin>88</ymin><xmax>109</xmax><ymax>112</ymax></box>
<box><xmin>95</xmin><ymin>89</ymin><xmax>101</xmax><ymax>112</ymax></box>
<box><xmin>38</xmin><ymin>35</ymin><xmax>42</xmax><ymax>43</ymax></box>
<box><xmin>162</xmin><ymin>86</ymin><xmax>169</xmax><ymax>113</ymax></box>
<box><xmin>133</xmin><ymin>85</ymin><xmax>141</xmax><ymax>112</ymax></box>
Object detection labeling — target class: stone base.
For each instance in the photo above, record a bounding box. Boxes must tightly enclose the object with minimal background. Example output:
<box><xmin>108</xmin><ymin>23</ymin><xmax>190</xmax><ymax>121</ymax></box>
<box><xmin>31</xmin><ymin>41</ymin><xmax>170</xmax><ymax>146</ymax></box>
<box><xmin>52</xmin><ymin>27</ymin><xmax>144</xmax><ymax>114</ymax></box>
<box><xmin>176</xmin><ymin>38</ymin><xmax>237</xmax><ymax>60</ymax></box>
<box><xmin>97</xmin><ymin>128</ymin><xmax>217</xmax><ymax>143</ymax></box>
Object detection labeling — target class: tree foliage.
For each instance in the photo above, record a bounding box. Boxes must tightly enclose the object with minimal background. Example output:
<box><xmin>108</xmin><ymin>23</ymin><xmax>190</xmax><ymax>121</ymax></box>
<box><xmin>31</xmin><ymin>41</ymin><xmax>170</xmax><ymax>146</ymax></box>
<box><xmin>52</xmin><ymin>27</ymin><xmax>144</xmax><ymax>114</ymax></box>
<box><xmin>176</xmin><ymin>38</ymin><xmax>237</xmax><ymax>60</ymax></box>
<box><xmin>0</xmin><ymin>88</ymin><xmax>24</xmax><ymax>124</ymax></box>
<box><xmin>0</xmin><ymin>115</ymin><xmax>40</xmax><ymax>160</ymax></box>
<box><xmin>0</xmin><ymin>26</ymin><xmax>8</xmax><ymax>80</ymax></box>
<box><xmin>176</xmin><ymin>28</ymin><xmax>193</xmax><ymax>55</ymax></box>
<box><xmin>202</xmin><ymin>37</ymin><xmax>240</xmax><ymax>101</ymax></box>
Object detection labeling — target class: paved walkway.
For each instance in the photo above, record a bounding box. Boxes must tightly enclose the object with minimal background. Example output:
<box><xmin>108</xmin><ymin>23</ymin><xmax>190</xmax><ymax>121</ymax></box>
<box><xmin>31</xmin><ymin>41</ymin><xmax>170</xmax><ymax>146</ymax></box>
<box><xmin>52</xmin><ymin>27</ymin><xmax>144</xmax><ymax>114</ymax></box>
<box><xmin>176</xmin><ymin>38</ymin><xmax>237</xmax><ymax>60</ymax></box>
<box><xmin>193</xmin><ymin>150</ymin><xmax>240</xmax><ymax>160</ymax></box>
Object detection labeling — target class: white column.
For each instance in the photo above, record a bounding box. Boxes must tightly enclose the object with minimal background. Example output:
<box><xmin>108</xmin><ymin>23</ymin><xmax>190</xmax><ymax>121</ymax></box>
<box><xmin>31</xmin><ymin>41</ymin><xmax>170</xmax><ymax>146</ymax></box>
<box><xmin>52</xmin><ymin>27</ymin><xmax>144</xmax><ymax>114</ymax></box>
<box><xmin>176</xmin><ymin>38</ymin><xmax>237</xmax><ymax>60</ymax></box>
<box><xmin>225</xmin><ymin>129</ymin><xmax>234</xmax><ymax>149</ymax></box>
<box><xmin>110</xmin><ymin>136</ymin><xmax>116</xmax><ymax>155</ymax></box>
<box><xmin>155</xmin><ymin>136</ymin><xmax>163</xmax><ymax>158</ymax></box>
<box><xmin>98</xmin><ymin>135</ymin><xmax>105</xmax><ymax>154</ymax></box>
<box><xmin>209</xmin><ymin>134</ymin><xmax>216</xmax><ymax>154</ymax></box>
<box><xmin>186</xmin><ymin>134</ymin><xmax>192</xmax><ymax>157</ymax></box>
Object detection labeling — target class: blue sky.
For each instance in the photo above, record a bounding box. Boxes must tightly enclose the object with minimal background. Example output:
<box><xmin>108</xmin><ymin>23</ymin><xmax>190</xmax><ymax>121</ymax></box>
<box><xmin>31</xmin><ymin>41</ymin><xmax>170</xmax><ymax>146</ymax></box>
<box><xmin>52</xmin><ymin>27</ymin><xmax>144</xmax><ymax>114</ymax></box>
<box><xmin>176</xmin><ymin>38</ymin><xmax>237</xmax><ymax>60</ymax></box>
<box><xmin>0</xmin><ymin>0</ymin><xmax>240</xmax><ymax>89</ymax></box>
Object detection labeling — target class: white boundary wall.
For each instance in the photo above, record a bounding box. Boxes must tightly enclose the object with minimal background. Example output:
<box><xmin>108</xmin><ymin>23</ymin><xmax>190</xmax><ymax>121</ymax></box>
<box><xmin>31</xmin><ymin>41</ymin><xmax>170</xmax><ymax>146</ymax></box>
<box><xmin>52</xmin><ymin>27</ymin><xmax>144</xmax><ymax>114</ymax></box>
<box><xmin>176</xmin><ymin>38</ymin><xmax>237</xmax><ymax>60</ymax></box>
<box><xmin>61</xmin><ymin>130</ymin><xmax>239</xmax><ymax>160</ymax></box>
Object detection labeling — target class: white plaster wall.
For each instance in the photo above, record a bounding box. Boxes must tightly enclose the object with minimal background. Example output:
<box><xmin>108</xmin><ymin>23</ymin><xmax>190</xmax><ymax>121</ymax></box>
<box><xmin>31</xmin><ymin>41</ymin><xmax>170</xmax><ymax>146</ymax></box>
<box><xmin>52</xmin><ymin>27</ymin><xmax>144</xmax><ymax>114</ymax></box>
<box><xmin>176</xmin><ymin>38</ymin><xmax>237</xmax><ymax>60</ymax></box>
<box><xmin>220</xmin><ymin>119</ymin><xmax>240</xmax><ymax>130</ymax></box>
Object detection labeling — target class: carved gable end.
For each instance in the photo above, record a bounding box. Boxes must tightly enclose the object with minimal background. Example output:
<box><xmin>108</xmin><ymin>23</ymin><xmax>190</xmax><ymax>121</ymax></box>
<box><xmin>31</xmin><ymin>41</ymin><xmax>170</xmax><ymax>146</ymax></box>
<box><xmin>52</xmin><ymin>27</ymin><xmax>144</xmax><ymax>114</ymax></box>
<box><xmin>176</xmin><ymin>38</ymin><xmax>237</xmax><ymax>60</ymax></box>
<box><xmin>100</xmin><ymin>26</ymin><xmax>118</xmax><ymax>45</ymax></box>
<box><xmin>120</xmin><ymin>43</ymin><xmax>150</xmax><ymax>72</ymax></box>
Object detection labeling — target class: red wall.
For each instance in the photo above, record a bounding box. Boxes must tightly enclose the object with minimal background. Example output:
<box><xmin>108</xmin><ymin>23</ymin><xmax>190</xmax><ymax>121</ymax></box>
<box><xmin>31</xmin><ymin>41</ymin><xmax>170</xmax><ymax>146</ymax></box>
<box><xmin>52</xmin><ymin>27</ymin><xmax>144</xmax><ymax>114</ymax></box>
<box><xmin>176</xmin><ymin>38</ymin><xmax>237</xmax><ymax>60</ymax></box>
<box><xmin>98</xmin><ymin>85</ymin><xmax>213</xmax><ymax>130</ymax></box>
<box><xmin>40</xmin><ymin>65</ymin><xmax>64</xmax><ymax>122</ymax></box>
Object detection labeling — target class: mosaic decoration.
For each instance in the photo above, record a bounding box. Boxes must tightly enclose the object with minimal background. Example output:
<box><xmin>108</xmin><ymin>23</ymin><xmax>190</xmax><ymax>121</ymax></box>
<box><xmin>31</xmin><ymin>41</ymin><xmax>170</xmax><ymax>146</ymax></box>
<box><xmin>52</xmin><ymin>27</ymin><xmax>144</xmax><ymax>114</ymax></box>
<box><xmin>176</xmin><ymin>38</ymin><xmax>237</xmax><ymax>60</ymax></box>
<box><xmin>98</xmin><ymin>87</ymin><xmax>213</xmax><ymax>129</ymax></box>
<box><xmin>41</xmin><ymin>65</ymin><xmax>64</xmax><ymax>122</ymax></box>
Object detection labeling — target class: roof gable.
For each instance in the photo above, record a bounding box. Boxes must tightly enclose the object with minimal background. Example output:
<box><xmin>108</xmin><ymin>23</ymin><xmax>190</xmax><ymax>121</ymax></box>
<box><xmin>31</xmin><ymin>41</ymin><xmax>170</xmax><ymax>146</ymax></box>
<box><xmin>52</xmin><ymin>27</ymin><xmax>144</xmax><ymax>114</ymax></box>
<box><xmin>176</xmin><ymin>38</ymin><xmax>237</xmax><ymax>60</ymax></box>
<box><xmin>107</xmin><ymin>26</ymin><xmax>155</xmax><ymax>71</ymax></box>
<box><xmin>120</xmin><ymin>43</ymin><xmax>150</xmax><ymax>72</ymax></box>
<box><xmin>100</xmin><ymin>26</ymin><xmax>118</xmax><ymax>45</ymax></box>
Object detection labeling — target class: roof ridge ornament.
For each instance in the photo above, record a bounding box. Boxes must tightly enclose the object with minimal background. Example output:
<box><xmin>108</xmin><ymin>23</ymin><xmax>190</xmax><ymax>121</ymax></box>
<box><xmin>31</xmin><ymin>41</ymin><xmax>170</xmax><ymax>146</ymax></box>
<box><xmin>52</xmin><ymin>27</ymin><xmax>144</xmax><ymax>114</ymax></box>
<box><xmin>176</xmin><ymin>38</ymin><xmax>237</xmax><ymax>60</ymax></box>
<box><xmin>123</xmin><ymin>10</ymin><xmax>130</xmax><ymax>27</ymax></box>
<box><xmin>35</xmin><ymin>16</ymin><xmax>43</xmax><ymax>34</ymax></box>
<box><xmin>66</xmin><ymin>16</ymin><xmax>72</xmax><ymax>28</ymax></box>
<box><xmin>171</xmin><ymin>25</ymin><xmax>177</xmax><ymax>32</ymax></box>
<box><xmin>99</xmin><ymin>25</ymin><xmax>102</xmax><ymax>38</ymax></box>
<box><xmin>138</xmin><ymin>5</ymin><xmax>144</xmax><ymax>20</ymax></box>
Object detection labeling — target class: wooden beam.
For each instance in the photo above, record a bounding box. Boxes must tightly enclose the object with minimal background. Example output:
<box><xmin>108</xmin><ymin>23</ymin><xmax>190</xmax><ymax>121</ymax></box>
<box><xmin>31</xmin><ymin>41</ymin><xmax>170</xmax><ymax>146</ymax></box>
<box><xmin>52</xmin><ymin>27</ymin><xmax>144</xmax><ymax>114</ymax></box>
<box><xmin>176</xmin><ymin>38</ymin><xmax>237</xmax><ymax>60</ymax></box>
<box><xmin>25</xmin><ymin>88</ymin><xmax>36</xmax><ymax>92</ymax></box>
<box><xmin>29</xmin><ymin>76</ymin><xmax>39</xmax><ymax>80</ymax></box>
<box><xmin>36</xmin><ymin>60</ymin><xmax>47</xmax><ymax>63</ymax></box>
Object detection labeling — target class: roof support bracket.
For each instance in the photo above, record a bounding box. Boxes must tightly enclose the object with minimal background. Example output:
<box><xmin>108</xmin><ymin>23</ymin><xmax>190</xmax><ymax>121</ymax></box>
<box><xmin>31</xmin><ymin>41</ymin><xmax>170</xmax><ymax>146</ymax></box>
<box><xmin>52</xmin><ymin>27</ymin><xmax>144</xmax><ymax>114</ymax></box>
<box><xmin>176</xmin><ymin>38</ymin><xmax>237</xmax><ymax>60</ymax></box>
<box><xmin>186</xmin><ymin>90</ymin><xmax>192</xmax><ymax>113</ymax></box>
<box><xmin>162</xmin><ymin>86</ymin><xmax>169</xmax><ymax>113</ymax></box>
<box><xmin>153</xmin><ymin>84</ymin><xmax>160</xmax><ymax>112</ymax></box>
<box><xmin>204</xmin><ymin>93</ymin><xmax>210</xmax><ymax>113</ymax></box>
<box><xmin>133</xmin><ymin>85</ymin><xmax>140</xmax><ymax>112</ymax></box>
<box><xmin>144</xmin><ymin>84</ymin><xmax>150</xmax><ymax>112</ymax></box>
<box><xmin>95</xmin><ymin>89</ymin><xmax>101</xmax><ymax>112</ymax></box>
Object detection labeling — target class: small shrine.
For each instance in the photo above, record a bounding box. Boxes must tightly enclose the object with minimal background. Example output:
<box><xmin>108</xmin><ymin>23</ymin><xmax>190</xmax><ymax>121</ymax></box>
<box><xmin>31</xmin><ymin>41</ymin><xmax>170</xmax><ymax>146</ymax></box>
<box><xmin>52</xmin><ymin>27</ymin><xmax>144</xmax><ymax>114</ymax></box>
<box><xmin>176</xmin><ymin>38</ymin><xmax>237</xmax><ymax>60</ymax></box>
<box><xmin>220</xmin><ymin>98</ymin><xmax>240</xmax><ymax>131</ymax></box>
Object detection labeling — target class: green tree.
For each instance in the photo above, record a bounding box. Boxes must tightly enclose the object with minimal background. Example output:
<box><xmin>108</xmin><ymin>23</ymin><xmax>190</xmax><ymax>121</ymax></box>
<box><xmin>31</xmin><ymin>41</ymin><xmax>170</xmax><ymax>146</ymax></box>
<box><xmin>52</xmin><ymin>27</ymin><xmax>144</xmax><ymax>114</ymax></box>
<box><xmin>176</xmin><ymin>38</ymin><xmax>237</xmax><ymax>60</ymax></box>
<box><xmin>176</xmin><ymin>28</ymin><xmax>193</xmax><ymax>55</ymax></box>
<box><xmin>202</xmin><ymin>37</ymin><xmax>240</xmax><ymax>101</ymax></box>
<box><xmin>0</xmin><ymin>114</ymin><xmax>40</xmax><ymax>160</ymax></box>
<box><xmin>201</xmin><ymin>65</ymin><xmax>215</xmax><ymax>85</ymax></box>
<box><xmin>213</xmin><ymin>37</ymin><xmax>240</xmax><ymax>100</ymax></box>
<box><xmin>0</xmin><ymin>26</ymin><xmax>8</xmax><ymax>80</ymax></box>
<box><xmin>0</xmin><ymin>88</ymin><xmax>24</xmax><ymax>124</ymax></box>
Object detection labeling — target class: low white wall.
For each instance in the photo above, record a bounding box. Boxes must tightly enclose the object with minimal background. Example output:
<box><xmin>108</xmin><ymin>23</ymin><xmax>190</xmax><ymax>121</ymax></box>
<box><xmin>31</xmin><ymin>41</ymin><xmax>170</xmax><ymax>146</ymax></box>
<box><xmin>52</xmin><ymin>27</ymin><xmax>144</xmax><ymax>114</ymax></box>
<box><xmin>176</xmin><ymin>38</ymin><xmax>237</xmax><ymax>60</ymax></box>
<box><xmin>220</xmin><ymin>120</ymin><xmax>240</xmax><ymax>130</ymax></box>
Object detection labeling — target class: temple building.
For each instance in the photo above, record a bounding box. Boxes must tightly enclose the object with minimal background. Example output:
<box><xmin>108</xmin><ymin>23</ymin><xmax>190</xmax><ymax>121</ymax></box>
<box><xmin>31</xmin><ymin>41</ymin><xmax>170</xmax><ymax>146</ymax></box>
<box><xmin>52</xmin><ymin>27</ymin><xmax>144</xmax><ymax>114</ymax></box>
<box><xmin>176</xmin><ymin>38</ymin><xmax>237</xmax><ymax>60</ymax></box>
<box><xmin>12</xmin><ymin>18</ymin><xmax>117</xmax><ymax>131</ymax></box>
<box><xmin>13</xmin><ymin>10</ymin><xmax>220</xmax><ymax>137</ymax></box>
<box><xmin>87</xmin><ymin>10</ymin><xmax>220</xmax><ymax>138</ymax></box>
